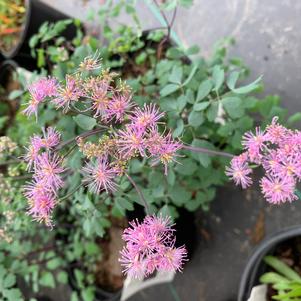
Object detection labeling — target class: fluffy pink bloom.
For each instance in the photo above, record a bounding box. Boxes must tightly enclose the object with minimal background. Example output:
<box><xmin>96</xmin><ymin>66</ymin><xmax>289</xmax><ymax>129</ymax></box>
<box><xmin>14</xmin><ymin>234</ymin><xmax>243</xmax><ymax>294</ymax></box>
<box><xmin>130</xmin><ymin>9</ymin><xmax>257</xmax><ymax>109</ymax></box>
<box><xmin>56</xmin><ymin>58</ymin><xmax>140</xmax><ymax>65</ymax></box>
<box><xmin>23</xmin><ymin>85</ymin><xmax>46</xmax><ymax>117</ymax></box>
<box><xmin>27</xmin><ymin>190</ymin><xmax>56</xmax><ymax>226</ymax></box>
<box><xmin>119</xmin><ymin>247</ymin><xmax>146</xmax><ymax>279</ymax></box>
<box><xmin>23</xmin><ymin>144</ymin><xmax>40</xmax><ymax>171</ymax></box>
<box><xmin>117</xmin><ymin>126</ymin><xmax>146</xmax><ymax>158</ymax></box>
<box><xmin>260</xmin><ymin>176</ymin><xmax>297</xmax><ymax>204</ymax></box>
<box><xmin>35</xmin><ymin>77</ymin><xmax>58</xmax><ymax>97</ymax></box>
<box><xmin>242</xmin><ymin>127</ymin><xmax>266</xmax><ymax>163</ymax></box>
<box><xmin>225</xmin><ymin>160</ymin><xmax>253</xmax><ymax>189</ymax></box>
<box><xmin>265</xmin><ymin>116</ymin><xmax>288</xmax><ymax>144</ymax></box>
<box><xmin>52</xmin><ymin>75</ymin><xmax>83</xmax><ymax>111</ymax></box>
<box><xmin>276</xmin><ymin>156</ymin><xmax>301</xmax><ymax>180</ymax></box>
<box><xmin>120</xmin><ymin>215</ymin><xmax>187</xmax><ymax>279</ymax></box>
<box><xmin>105</xmin><ymin>94</ymin><xmax>132</xmax><ymax>122</ymax></box>
<box><xmin>262</xmin><ymin>150</ymin><xmax>281</xmax><ymax>175</ymax></box>
<box><xmin>34</xmin><ymin>153</ymin><xmax>64</xmax><ymax>191</ymax></box>
<box><xmin>129</xmin><ymin>104</ymin><xmax>165</xmax><ymax>131</ymax></box>
<box><xmin>82</xmin><ymin>158</ymin><xmax>117</xmax><ymax>193</ymax></box>
<box><xmin>23</xmin><ymin>78</ymin><xmax>58</xmax><ymax>118</ymax></box>
<box><xmin>156</xmin><ymin>245</ymin><xmax>187</xmax><ymax>273</ymax></box>
<box><xmin>90</xmin><ymin>81</ymin><xmax>110</xmax><ymax>117</ymax></box>
<box><xmin>40</xmin><ymin>127</ymin><xmax>61</xmax><ymax>148</ymax></box>
<box><xmin>150</xmin><ymin>132</ymin><xmax>182</xmax><ymax>175</ymax></box>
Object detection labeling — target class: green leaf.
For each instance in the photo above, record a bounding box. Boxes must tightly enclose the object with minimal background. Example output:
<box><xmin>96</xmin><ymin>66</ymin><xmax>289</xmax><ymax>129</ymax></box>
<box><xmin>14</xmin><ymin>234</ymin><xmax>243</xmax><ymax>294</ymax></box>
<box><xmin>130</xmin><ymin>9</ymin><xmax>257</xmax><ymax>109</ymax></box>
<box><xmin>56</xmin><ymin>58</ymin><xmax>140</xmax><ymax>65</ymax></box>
<box><xmin>57</xmin><ymin>271</ymin><xmax>68</xmax><ymax>284</ymax></box>
<box><xmin>260</xmin><ymin>272</ymin><xmax>290</xmax><ymax>284</ymax></box>
<box><xmin>206</xmin><ymin>102</ymin><xmax>219</xmax><ymax>121</ymax></box>
<box><xmin>288</xmin><ymin>112</ymin><xmax>301</xmax><ymax>125</ymax></box>
<box><xmin>3</xmin><ymin>288</ymin><xmax>22</xmax><ymax>301</ymax></box>
<box><xmin>46</xmin><ymin>258</ymin><xmax>61</xmax><ymax>270</ymax></box>
<box><xmin>81</xmin><ymin>287</ymin><xmax>95</xmax><ymax>301</ymax></box>
<box><xmin>188</xmin><ymin>111</ymin><xmax>205</xmax><ymax>127</ymax></box>
<box><xmin>227</xmin><ymin>71</ymin><xmax>240</xmax><ymax>90</ymax></box>
<box><xmin>73</xmin><ymin>115</ymin><xmax>97</xmax><ymax>130</ymax></box>
<box><xmin>222</xmin><ymin>97</ymin><xmax>244</xmax><ymax>119</ymax></box>
<box><xmin>8</xmin><ymin>90</ymin><xmax>23</xmax><ymax>100</ymax></box>
<box><xmin>191</xmin><ymin>139</ymin><xmax>214</xmax><ymax>167</ymax></box>
<box><xmin>39</xmin><ymin>272</ymin><xmax>55</xmax><ymax>288</ymax></box>
<box><xmin>173</xmin><ymin>119</ymin><xmax>184</xmax><ymax>137</ymax></box>
<box><xmin>264</xmin><ymin>256</ymin><xmax>301</xmax><ymax>282</ymax></box>
<box><xmin>230</xmin><ymin>76</ymin><xmax>262</xmax><ymax>94</ymax></box>
<box><xmin>160</xmin><ymin>84</ymin><xmax>179</xmax><ymax>97</ymax></box>
<box><xmin>212</xmin><ymin>65</ymin><xmax>224</xmax><ymax>91</ymax></box>
<box><xmin>182</xmin><ymin>61</ymin><xmax>200</xmax><ymax>87</ymax></box>
<box><xmin>116</xmin><ymin>197</ymin><xmax>134</xmax><ymax>211</ymax></box>
<box><xmin>3</xmin><ymin>274</ymin><xmax>16</xmax><ymax>288</ymax></box>
<box><xmin>169</xmin><ymin>65</ymin><xmax>183</xmax><ymax>84</ymax></box>
<box><xmin>71</xmin><ymin>292</ymin><xmax>80</xmax><ymax>301</ymax></box>
<box><xmin>175</xmin><ymin>158</ymin><xmax>198</xmax><ymax>176</ymax></box>
<box><xmin>194</xmin><ymin>101</ymin><xmax>210</xmax><ymax>111</ymax></box>
<box><xmin>196</xmin><ymin>80</ymin><xmax>212</xmax><ymax>102</ymax></box>
<box><xmin>169</xmin><ymin>185</ymin><xmax>191</xmax><ymax>206</ymax></box>
<box><xmin>186</xmin><ymin>45</ymin><xmax>200</xmax><ymax>55</ymax></box>
<box><xmin>167</xmin><ymin>169</ymin><xmax>176</xmax><ymax>186</ymax></box>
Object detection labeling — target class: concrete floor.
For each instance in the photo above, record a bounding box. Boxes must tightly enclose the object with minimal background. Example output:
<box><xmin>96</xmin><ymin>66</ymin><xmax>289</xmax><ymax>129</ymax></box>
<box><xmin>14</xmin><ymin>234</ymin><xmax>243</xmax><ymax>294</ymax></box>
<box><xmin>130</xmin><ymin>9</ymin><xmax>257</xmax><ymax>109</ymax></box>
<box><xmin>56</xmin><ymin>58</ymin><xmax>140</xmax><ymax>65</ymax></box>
<box><xmin>36</xmin><ymin>1</ymin><xmax>301</xmax><ymax>300</ymax></box>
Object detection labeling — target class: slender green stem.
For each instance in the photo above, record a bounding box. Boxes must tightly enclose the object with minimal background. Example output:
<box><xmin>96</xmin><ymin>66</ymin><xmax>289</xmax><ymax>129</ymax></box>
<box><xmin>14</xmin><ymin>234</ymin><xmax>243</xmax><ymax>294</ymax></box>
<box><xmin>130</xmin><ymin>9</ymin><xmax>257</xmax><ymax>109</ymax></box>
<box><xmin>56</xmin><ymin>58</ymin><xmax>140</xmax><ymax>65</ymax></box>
<box><xmin>55</xmin><ymin>127</ymin><xmax>105</xmax><ymax>151</ymax></box>
<box><xmin>125</xmin><ymin>173</ymin><xmax>150</xmax><ymax>215</ymax></box>
<box><xmin>183</xmin><ymin>145</ymin><xmax>234</xmax><ymax>158</ymax></box>
<box><xmin>59</xmin><ymin>184</ymin><xmax>82</xmax><ymax>201</ymax></box>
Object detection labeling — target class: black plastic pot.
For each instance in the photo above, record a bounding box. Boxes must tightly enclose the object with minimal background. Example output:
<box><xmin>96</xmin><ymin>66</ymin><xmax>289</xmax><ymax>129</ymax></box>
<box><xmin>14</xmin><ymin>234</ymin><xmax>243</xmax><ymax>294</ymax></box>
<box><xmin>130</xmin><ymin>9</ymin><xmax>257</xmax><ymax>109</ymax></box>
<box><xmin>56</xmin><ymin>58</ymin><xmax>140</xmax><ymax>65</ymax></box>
<box><xmin>2</xmin><ymin>0</ymin><xmax>78</xmax><ymax>69</ymax></box>
<box><xmin>0</xmin><ymin>60</ymin><xmax>20</xmax><ymax>134</ymax></box>
<box><xmin>238</xmin><ymin>225</ymin><xmax>301</xmax><ymax>301</ymax></box>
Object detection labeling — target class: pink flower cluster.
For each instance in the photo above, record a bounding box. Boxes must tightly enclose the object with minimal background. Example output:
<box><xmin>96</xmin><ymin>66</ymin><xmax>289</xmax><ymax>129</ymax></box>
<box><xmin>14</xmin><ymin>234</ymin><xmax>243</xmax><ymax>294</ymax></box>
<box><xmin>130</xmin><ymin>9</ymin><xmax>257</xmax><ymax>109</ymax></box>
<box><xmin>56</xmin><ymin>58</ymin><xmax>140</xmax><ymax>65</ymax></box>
<box><xmin>116</xmin><ymin>104</ymin><xmax>182</xmax><ymax>175</ymax></box>
<box><xmin>119</xmin><ymin>215</ymin><xmax>187</xmax><ymax>279</ymax></box>
<box><xmin>226</xmin><ymin>117</ymin><xmax>300</xmax><ymax>204</ymax></box>
<box><xmin>23</xmin><ymin>78</ymin><xmax>58</xmax><ymax>118</ymax></box>
<box><xmin>23</xmin><ymin>127</ymin><xmax>64</xmax><ymax>226</ymax></box>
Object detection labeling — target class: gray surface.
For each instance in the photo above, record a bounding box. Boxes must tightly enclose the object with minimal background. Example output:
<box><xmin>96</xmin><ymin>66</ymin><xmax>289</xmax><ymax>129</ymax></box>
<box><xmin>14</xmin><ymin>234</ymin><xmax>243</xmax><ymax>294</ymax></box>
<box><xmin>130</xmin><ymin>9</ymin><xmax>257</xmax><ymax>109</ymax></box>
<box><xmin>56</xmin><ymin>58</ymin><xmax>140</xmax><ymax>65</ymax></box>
<box><xmin>38</xmin><ymin>1</ymin><xmax>301</xmax><ymax>300</ymax></box>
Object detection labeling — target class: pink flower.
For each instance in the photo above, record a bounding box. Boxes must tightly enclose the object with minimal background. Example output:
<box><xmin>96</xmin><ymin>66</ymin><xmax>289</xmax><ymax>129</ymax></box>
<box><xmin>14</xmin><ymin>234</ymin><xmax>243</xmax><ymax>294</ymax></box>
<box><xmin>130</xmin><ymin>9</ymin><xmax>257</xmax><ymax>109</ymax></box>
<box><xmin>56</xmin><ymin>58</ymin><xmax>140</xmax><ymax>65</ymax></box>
<box><xmin>23</xmin><ymin>144</ymin><xmax>40</xmax><ymax>171</ymax></box>
<box><xmin>265</xmin><ymin>116</ymin><xmax>288</xmax><ymax>144</ymax></box>
<box><xmin>23</xmin><ymin>78</ymin><xmax>58</xmax><ymax>118</ymax></box>
<box><xmin>260</xmin><ymin>175</ymin><xmax>297</xmax><ymax>204</ymax></box>
<box><xmin>36</xmin><ymin>77</ymin><xmax>58</xmax><ymax>97</ymax></box>
<box><xmin>82</xmin><ymin>158</ymin><xmax>117</xmax><ymax>193</ymax></box>
<box><xmin>129</xmin><ymin>104</ymin><xmax>165</xmax><ymax>131</ymax></box>
<box><xmin>27</xmin><ymin>190</ymin><xmax>56</xmax><ymax>227</ymax></box>
<box><xmin>242</xmin><ymin>127</ymin><xmax>266</xmax><ymax>163</ymax></box>
<box><xmin>262</xmin><ymin>150</ymin><xmax>281</xmax><ymax>175</ymax></box>
<box><xmin>225</xmin><ymin>160</ymin><xmax>253</xmax><ymax>189</ymax></box>
<box><xmin>90</xmin><ymin>81</ymin><xmax>110</xmax><ymax>118</ymax></box>
<box><xmin>119</xmin><ymin>215</ymin><xmax>187</xmax><ymax>279</ymax></box>
<box><xmin>40</xmin><ymin>127</ymin><xmax>61</xmax><ymax>149</ymax></box>
<box><xmin>119</xmin><ymin>247</ymin><xmax>146</xmax><ymax>279</ymax></box>
<box><xmin>150</xmin><ymin>132</ymin><xmax>182</xmax><ymax>175</ymax></box>
<box><xmin>52</xmin><ymin>75</ymin><xmax>83</xmax><ymax>111</ymax></box>
<box><xmin>23</xmin><ymin>85</ymin><xmax>46</xmax><ymax>117</ymax></box>
<box><xmin>117</xmin><ymin>126</ymin><xmax>146</xmax><ymax>158</ymax></box>
<box><xmin>104</xmin><ymin>94</ymin><xmax>132</xmax><ymax>122</ymax></box>
<box><xmin>157</xmin><ymin>245</ymin><xmax>187</xmax><ymax>273</ymax></box>
<box><xmin>34</xmin><ymin>153</ymin><xmax>64</xmax><ymax>191</ymax></box>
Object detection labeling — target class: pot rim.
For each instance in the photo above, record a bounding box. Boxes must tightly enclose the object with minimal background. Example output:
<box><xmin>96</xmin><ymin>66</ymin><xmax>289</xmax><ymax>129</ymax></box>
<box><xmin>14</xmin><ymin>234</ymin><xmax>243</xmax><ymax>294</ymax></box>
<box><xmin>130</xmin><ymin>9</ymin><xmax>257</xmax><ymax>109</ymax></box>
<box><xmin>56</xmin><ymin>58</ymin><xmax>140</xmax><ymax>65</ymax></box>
<box><xmin>238</xmin><ymin>224</ymin><xmax>301</xmax><ymax>301</ymax></box>
<box><xmin>1</xmin><ymin>0</ymin><xmax>31</xmax><ymax>58</ymax></box>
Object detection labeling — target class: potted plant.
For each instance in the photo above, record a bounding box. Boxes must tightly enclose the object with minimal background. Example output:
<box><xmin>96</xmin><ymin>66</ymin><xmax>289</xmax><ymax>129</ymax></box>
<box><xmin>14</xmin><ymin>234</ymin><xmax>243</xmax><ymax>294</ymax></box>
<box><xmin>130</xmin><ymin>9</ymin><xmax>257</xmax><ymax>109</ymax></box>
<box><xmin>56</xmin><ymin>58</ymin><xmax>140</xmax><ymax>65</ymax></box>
<box><xmin>2</xmin><ymin>1</ymin><xmax>301</xmax><ymax>301</ymax></box>
<box><xmin>238</xmin><ymin>226</ymin><xmax>301</xmax><ymax>301</ymax></box>
<box><xmin>0</xmin><ymin>0</ymin><xmax>79</xmax><ymax>70</ymax></box>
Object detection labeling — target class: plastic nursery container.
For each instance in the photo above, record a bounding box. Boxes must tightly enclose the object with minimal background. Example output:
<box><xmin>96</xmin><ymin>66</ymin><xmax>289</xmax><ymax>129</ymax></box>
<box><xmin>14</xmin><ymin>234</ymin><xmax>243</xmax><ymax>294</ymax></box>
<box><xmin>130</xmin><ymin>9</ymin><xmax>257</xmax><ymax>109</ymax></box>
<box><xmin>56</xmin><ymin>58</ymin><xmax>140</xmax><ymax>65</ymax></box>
<box><xmin>238</xmin><ymin>225</ymin><xmax>301</xmax><ymax>301</ymax></box>
<box><xmin>1</xmin><ymin>0</ymin><xmax>78</xmax><ymax>71</ymax></box>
